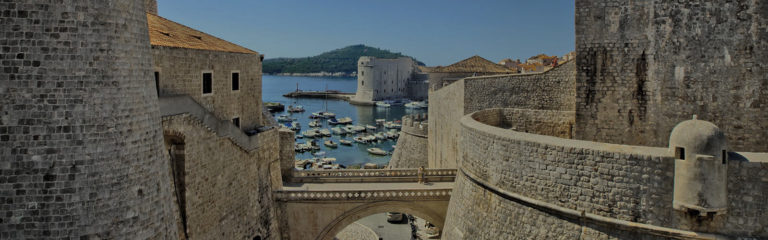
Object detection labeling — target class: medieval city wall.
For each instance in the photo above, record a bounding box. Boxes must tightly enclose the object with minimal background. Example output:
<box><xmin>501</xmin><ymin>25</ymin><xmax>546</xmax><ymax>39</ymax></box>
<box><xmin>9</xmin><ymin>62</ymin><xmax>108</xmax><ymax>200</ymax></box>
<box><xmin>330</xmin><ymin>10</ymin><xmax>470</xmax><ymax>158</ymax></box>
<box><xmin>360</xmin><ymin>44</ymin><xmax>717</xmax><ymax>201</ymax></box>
<box><xmin>428</xmin><ymin>61</ymin><xmax>576</xmax><ymax>169</ymax></box>
<box><xmin>162</xmin><ymin>114</ymin><xmax>281</xmax><ymax>240</ymax></box>
<box><xmin>574</xmin><ymin>0</ymin><xmax>768</xmax><ymax>152</ymax></box>
<box><xmin>443</xmin><ymin>109</ymin><xmax>768</xmax><ymax>239</ymax></box>
<box><xmin>153</xmin><ymin>46</ymin><xmax>263</xmax><ymax>130</ymax></box>
<box><xmin>389</xmin><ymin>114</ymin><xmax>428</xmax><ymax>168</ymax></box>
<box><xmin>0</xmin><ymin>1</ymin><xmax>178</xmax><ymax>238</ymax></box>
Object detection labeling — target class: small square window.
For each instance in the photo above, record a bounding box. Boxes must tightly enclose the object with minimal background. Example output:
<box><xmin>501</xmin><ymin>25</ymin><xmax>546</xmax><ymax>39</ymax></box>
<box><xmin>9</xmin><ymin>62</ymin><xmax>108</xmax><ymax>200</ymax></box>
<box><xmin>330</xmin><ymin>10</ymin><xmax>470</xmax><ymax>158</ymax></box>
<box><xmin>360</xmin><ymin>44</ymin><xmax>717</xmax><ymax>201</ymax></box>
<box><xmin>675</xmin><ymin>147</ymin><xmax>685</xmax><ymax>160</ymax></box>
<box><xmin>232</xmin><ymin>117</ymin><xmax>240</xmax><ymax>128</ymax></box>
<box><xmin>231</xmin><ymin>72</ymin><xmax>240</xmax><ymax>91</ymax></box>
<box><xmin>202</xmin><ymin>72</ymin><xmax>213</xmax><ymax>94</ymax></box>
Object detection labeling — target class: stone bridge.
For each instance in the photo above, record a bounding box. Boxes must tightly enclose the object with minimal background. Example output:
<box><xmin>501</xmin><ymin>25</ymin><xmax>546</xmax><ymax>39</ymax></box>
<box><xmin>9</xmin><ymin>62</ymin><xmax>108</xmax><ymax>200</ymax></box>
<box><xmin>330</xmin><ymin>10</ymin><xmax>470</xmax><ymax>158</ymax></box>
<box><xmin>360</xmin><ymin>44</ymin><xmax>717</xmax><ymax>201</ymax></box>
<box><xmin>275</xmin><ymin>168</ymin><xmax>456</xmax><ymax>240</ymax></box>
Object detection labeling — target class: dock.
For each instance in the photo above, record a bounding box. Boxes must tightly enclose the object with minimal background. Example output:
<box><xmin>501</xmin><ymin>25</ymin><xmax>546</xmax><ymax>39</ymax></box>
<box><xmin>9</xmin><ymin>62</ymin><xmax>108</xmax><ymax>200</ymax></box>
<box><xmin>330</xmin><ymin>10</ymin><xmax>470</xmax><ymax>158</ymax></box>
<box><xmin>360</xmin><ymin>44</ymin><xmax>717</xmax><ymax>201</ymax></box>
<box><xmin>283</xmin><ymin>90</ymin><xmax>355</xmax><ymax>101</ymax></box>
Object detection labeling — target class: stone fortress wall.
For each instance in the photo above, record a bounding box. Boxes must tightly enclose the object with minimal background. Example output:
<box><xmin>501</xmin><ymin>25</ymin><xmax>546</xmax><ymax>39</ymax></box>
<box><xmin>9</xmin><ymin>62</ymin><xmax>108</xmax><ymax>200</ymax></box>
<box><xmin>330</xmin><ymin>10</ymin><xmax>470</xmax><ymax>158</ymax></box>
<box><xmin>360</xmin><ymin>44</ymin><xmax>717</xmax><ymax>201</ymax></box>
<box><xmin>145</xmin><ymin>0</ymin><xmax>158</xmax><ymax>14</ymax></box>
<box><xmin>153</xmin><ymin>45</ymin><xmax>263</xmax><ymax>131</ymax></box>
<box><xmin>573</xmin><ymin>0</ymin><xmax>768</xmax><ymax>152</ymax></box>
<box><xmin>443</xmin><ymin>109</ymin><xmax>768</xmax><ymax>239</ymax></box>
<box><xmin>428</xmin><ymin>61</ymin><xmax>576</xmax><ymax>168</ymax></box>
<box><xmin>437</xmin><ymin>0</ymin><xmax>768</xmax><ymax>238</ymax></box>
<box><xmin>0</xmin><ymin>1</ymin><xmax>178</xmax><ymax>239</ymax></box>
<box><xmin>161</xmin><ymin>114</ymin><xmax>281</xmax><ymax>240</ymax></box>
<box><xmin>389</xmin><ymin>114</ymin><xmax>429</xmax><ymax>168</ymax></box>
<box><xmin>352</xmin><ymin>56</ymin><xmax>427</xmax><ymax>104</ymax></box>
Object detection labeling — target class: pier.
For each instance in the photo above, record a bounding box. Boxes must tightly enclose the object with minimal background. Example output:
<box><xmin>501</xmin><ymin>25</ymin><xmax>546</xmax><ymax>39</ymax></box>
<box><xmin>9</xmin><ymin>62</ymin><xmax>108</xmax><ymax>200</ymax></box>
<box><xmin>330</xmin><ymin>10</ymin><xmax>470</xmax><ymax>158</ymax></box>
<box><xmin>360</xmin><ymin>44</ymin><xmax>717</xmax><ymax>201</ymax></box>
<box><xmin>283</xmin><ymin>90</ymin><xmax>355</xmax><ymax>101</ymax></box>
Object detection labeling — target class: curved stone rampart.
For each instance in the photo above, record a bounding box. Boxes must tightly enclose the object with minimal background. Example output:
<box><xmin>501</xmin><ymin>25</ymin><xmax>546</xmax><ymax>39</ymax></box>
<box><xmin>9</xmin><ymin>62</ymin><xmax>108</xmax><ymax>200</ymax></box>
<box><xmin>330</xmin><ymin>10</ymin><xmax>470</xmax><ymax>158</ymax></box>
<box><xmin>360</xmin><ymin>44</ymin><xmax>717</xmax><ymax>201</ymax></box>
<box><xmin>443</xmin><ymin>109</ymin><xmax>768</xmax><ymax>239</ymax></box>
<box><xmin>390</xmin><ymin>114</ymin><xmax>429</xmax><ymax>168</ymax></box>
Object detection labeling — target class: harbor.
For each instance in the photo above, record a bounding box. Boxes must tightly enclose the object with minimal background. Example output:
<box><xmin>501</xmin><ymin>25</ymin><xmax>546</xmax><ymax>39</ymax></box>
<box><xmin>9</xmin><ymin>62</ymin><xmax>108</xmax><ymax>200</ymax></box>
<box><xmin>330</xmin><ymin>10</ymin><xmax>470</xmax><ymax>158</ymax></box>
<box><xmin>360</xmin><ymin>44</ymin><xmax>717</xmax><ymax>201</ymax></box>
<box><xmin>263</xmin><ymin>75</ymin><xmax>427</xmax><ymax>169</ymax></box>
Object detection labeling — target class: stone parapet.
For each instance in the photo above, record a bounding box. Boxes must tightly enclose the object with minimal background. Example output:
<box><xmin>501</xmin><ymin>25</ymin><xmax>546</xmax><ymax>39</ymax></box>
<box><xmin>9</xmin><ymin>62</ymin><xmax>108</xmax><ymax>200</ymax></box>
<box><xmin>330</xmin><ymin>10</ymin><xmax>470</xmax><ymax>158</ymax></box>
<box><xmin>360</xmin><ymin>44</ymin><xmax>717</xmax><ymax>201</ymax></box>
<box><xmin>400</xmin><ymin>113</ymin><xmax>429</xmax><ymax>137</ymax></box>
<box><xmin>442</xmin><ymin>108</ymin><xmax>768</xmax><ymax>239</ymax></box>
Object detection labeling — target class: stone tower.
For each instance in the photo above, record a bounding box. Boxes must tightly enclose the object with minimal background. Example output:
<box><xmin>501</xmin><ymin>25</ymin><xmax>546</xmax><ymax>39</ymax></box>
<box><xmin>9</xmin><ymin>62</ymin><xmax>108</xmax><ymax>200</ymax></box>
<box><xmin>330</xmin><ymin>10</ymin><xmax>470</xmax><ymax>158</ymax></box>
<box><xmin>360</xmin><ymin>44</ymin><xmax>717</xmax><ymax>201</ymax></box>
<box><xmin>146</xmin><ymin>0</ymin><xmax>158</xmax><ymax>14</ymax></box>
<box><xmin>0</xmin><ymin>0</ymin><xmax>176</xmax><ymax>239</ymax></box>
<box><xmin>389</xmin><ymin>114</ymin><xmax>429</xmax><ymax>168</ymax></box>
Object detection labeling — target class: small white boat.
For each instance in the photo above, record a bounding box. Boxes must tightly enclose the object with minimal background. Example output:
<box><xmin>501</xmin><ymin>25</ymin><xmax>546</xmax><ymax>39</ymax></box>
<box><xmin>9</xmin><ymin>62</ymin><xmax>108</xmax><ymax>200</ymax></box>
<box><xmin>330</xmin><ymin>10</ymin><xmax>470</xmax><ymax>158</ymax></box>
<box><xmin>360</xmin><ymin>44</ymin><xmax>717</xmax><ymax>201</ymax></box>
<box><xmin>352</xmin><ymin>125</ymin><xmax>367</xmax><ymax>132</ymax></box>
<box><xmin>302</xmin><ymin>129</ymin><xmax>319</xmax><ymax>138</ymax></box>
<box><xmin>287</xmin><ymin>105</ymin><xmax>305</xmax><ymax>112</ymax></box>
<box><xmin>375</xmin><ymin>101</ymin><xmax>390</xmax><ymax>108</ymax></box>
<box><xmin>337</xmin><ymin>117</ymin><xmax>353</xmax><ymax>124</ymax></box>
<box><xmin>375</xmin><ymin>119</ymin><xmax>386</xmax><ymax>125</ymax></box>
<box><xmin>374</xmin><ymin>133</ymin><xmax>386</xmax><ymax>140</ymax></box>
<box><xmin>366</xmin><ymin>125</ymin><xmax>377</xmax><ymax>131</ymax></box>
<box><xmin>405</xmin><ymin>102</ymin><xmax>420</xmax><ymax>109</ymax></box>
<box><xmin>339</xmin><ymin>139</ymin><xmax>353</xmax><ymax>145</ymax></box>
<box><xmin>318</xmin><ymin>129</ymin><xmax>331</xmax><ymax>137</ymax></box>
<box><xmin>276</xmin><ymin>114</ymin><xmax>294</xmax><ymax>122</ymax></box>
<box><xmin>353</xmin><ymin>136</ymin><xmax>367</xmax><ymax>144</ymax></box>
<box><xmin>384</xmin><ymin>122</ymin><xmax>402</xmax><ymax>129</ymax></box>
<box><xmin>331</xmin><ymin>127</ymin><xmax>345</xmax><ymax>135</ymax></box>
<box><xmin>289</xmin><ymin>121</ymin><xmax>301</xmax><ymax>131</ymax></box>
<box><xmin>324</xmin><ymin>140</ymin><xmax>338</xmax><ymax>148</ymax></box>
<box><xmin>309</xmin><ymin>120</ymin><xmax>321</xmax><ymax>128</ymax></box>
<box><xmin>313</xmin><ymin>151</ymin><xmax>326</xmax><ymax>157</ymax></box>
<box><xmin>367</xmin><ymin>148</ymin><xmax>388</xmax><ymax>156</ymax></box>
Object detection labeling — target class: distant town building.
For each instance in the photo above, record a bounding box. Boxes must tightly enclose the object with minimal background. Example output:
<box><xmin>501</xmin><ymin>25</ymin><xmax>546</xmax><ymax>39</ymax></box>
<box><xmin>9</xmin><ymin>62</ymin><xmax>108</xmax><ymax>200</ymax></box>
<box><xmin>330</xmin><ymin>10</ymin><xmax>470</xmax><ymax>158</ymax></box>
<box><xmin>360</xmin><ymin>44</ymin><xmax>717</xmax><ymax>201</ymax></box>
<box><xmin>427</xmin><ymin>55</ymin><xmax>516</xmax><ymax>91</ymax></box>
<box><xmin>498</xmin><ymin>58</ymin><xmax>522</xmax><ymax>72</ymax></box>
<box><xmin>561</xmin><ymin>51</ymin><xmax>576</xmax><ymax>62</ymax></box>
<box><xmin>527</xmin><ymin>54</ymin><xmax>558</xmax><ymax>66</ymax></box>
<box><xmin>352</xmin><ymin>57</ymin><xmax>428</xmax><ymax>104</ymax></box>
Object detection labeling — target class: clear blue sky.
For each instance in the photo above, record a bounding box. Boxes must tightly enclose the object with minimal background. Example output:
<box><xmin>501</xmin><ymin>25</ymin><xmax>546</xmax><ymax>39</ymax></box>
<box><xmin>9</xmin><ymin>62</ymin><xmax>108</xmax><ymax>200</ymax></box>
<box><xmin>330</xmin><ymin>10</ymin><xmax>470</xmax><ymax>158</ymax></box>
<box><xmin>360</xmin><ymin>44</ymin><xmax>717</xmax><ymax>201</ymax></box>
<box><xmin>157</xmin><ymin>0</ymin><xmax>574</xmax><ymax>66</ymax></box>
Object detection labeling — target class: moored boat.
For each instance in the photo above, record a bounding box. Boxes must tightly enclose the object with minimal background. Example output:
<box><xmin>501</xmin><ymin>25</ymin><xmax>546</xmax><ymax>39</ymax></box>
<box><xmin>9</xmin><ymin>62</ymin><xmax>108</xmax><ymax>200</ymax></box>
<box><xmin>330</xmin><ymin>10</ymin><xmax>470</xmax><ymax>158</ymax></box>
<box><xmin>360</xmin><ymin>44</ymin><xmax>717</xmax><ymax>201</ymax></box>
<box><xmin>324</xmin><ymin>140</ymin><xmax>338</xmax><ymax>148</ymax></box>
<box><xmin>366</xmin><ymin>125</ymin><xmax>377</xmax><ymax>131</ymax></box>
<box><xmin>375</xmin><ymin>101</ymin><xmax>390</xmax><ymax>108</ymax></box>
<box><xmin>309</xmin><ymin>120</ymin><xmax>321</xmax><ymax>128</ymax></box>
<box><xmin>337</xmin><ymin>117</ymin><xmax>353</xmax><ymax>124</ymax></box>
<box><xmin>339</xmin><ymin>139</ymin><xmax>352</xmax><ymax>145</ymax></box>
<box><xmin>367</xmin><ymin>148</ymin><xmax>388</xmax><ymax>156</ymax></box>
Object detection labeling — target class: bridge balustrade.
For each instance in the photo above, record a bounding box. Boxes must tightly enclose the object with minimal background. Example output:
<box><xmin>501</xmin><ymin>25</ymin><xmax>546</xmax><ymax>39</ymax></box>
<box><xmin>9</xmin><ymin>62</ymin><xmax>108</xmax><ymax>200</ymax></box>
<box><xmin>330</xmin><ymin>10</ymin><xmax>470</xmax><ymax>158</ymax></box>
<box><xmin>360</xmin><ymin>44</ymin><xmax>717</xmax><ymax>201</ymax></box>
<box><xmin>289</xmin><ymin>168</ymin><xmax>457</xmax><ymax>183</ymax></box>
<box><xmin>274</xmin><ymin>188</ymin><xmax>452</xmax><ymax>201</ymax></box>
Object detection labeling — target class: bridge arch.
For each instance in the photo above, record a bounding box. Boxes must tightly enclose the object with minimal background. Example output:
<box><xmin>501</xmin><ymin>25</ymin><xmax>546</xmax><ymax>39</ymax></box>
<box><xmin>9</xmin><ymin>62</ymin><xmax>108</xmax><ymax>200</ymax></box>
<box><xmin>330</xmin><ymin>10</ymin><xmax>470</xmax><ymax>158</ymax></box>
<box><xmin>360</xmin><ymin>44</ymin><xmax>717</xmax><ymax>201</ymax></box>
<box><xmin>317</xmin><ymin>200</ymin><xmax>446</xmax><ymax>240</ymax></box>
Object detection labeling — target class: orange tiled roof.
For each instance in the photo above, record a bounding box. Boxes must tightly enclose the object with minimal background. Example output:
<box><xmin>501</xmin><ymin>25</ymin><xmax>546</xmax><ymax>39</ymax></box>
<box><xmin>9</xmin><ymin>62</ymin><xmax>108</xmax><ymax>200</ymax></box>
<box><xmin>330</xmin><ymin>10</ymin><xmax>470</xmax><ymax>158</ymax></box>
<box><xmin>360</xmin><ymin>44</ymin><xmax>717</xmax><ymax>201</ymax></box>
<box><xmin>431</xmin><ymin>56</ymin><xmax>515</xmax><ymax>74</ymax></box>
<box><xmin>147</xmin><ymin>13</ymin><xmax>258</xmax><ymax>54</ymax></box>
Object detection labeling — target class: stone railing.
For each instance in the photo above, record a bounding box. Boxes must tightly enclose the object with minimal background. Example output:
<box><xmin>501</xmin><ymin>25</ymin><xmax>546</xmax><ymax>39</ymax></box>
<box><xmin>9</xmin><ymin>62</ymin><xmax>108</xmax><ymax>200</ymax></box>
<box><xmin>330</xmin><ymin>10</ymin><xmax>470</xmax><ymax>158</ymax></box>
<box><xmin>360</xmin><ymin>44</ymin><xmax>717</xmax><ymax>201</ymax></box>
<box><xmin>289</xmin><ymin>168</ymin><xmax>457</xmax><ymax>183</ymax></box>
<box><xmin>274</xmin><ymin>188</ymin><xmax>452</xmax><ymax>201</ymax></box>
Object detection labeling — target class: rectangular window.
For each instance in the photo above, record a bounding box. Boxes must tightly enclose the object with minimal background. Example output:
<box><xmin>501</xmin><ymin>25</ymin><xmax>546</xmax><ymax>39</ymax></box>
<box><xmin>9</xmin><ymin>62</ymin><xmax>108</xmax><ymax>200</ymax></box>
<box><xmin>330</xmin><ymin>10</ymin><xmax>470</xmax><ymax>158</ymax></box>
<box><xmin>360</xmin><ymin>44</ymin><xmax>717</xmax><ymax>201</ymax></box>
<box><xmin>675</xmin><ymin>147</ymin><xmax>685</xmax><ymax>160</ymax></box>
<box><xmin>232</xmin><ymin>117</ymin><xmax>240</xmax><ymax>128</ymax></box>
<box><xmin>202</xmin><ymin>72</ymin><xmax>213</xmax><ymax>94</ymax></box>
<box><xmin>231</xmin><ymin>72</ymin><xmax>240</xmax><ymax>91</ymax></box>
<box><xmin>722</xmin><ymin>150</ymin><xmax>727</xmax><ymax>164</ymax></box>
<box><xmin>154</xmin><ymin>71</ymin><xmax>160</xmax><ymax>96</ymax></box>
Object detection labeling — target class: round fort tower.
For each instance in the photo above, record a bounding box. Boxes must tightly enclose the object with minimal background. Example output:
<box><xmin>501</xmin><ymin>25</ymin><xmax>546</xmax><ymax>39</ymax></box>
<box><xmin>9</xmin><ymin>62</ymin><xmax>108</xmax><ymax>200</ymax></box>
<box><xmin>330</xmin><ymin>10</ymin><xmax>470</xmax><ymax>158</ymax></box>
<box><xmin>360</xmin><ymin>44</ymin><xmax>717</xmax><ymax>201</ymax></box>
<box><xmin>0</xmin><ymin>0</ymin><xmax>176</xmax><ymax>238</ymax></box>
<box><xmin>389</xmin><ymin>114</ymin><xmax>429</xmax><ymax>168</ymax></box>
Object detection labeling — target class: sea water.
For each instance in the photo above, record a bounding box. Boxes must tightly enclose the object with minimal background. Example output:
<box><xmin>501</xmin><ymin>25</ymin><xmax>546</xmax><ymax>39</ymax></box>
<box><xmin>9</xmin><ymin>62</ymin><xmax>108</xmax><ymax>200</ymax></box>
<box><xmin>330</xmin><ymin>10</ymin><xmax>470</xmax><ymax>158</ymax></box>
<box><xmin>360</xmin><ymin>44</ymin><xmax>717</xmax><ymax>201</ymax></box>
<box><xmin>262</xmin><ymin>75</ymin><xmax>427</xmax><ymax>167</ymax></box>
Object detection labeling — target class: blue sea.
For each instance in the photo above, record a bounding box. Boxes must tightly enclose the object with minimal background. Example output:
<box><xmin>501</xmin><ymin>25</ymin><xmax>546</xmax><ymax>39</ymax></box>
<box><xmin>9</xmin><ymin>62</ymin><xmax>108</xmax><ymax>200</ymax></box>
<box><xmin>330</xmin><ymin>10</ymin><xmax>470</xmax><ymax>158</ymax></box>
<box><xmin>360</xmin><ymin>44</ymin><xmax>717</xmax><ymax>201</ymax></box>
<box><xmin>262</xmin><ymin>75</ymin><xmax>427</xmax><ymax>167</ymax></box>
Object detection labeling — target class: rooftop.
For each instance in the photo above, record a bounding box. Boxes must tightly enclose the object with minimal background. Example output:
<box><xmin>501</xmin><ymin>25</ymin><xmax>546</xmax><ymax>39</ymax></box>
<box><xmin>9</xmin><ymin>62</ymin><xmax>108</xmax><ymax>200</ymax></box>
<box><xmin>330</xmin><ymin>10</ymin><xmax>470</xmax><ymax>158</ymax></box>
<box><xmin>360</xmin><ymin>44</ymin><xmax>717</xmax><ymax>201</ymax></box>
<box><xmin>147</xmin><ymin>13</ymin><xmax>258</xmax><ymax>54</ymax></box>
<box><xmin>430</xmin><ymin>56</ymin><xmax>515</xmax><ymax>74</ymax></box>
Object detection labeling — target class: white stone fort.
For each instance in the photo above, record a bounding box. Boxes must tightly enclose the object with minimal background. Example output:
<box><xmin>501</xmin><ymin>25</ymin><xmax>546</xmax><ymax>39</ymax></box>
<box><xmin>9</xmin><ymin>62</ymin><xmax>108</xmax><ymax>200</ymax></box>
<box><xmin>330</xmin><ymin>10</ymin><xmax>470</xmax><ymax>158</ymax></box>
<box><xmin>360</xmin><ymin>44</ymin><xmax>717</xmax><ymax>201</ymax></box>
<box><xmin>1</xmin><ymin>0</ymin><xmax>767</xmax><ymax>239</ymax></box>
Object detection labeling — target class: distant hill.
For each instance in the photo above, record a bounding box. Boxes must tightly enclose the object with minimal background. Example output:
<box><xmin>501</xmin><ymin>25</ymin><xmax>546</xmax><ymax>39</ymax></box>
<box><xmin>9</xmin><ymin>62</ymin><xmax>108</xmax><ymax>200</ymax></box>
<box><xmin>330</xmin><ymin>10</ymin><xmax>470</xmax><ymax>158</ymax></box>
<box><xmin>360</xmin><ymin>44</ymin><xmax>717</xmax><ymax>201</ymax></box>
<box><xmin>263</xmin><ymin>44</ymin><xmax>424</xmax><ymax>75</ymax></box>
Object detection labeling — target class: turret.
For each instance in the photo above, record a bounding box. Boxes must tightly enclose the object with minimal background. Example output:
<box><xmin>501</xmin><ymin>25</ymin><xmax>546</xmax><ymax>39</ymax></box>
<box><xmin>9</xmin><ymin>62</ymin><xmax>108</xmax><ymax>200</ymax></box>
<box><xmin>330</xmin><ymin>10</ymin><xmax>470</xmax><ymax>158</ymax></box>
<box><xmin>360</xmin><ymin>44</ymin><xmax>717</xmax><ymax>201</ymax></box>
<box><xmin>670</xmin><ymin>116</ymin><xmax>728</xmax><ymax>216</ymax></box>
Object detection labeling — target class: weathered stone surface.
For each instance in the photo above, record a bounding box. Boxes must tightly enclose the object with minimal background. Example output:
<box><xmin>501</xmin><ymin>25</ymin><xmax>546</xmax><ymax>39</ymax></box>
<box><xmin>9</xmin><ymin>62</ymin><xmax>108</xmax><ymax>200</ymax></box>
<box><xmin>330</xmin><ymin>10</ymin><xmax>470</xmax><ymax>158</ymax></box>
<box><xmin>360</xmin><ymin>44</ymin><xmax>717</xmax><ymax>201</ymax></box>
<box><xmin>428</xmin><ymin>61</ymin><xmax>576</xmax><ymax>168</ymax></box>
<box><xmin>389</xmin><ymin>114</ymin><xmax>429</xmax><ymax>168</ymax></box>
<box><xmin>162</xmin><ymin>114</ymin><xmax>280</xmax><ymax>239</ymax></box>
<box><xmin>443</xmin><ymin>109</ymin><xmax>768</xmax><ymax>239</ymax></box>
<box><xmin>0</xmin><ymin>1</ymin><xmax>177</xmax><ymax>238</ymax></box>
<box><xmin>574</xmin><ymin>0</ymin><xmax>768</xmax><ymax>152</ymax></box>
<box><xmin>153</xmin><ymin>46</ymin><xmax>263</xmax><ymax>130</ymax></box>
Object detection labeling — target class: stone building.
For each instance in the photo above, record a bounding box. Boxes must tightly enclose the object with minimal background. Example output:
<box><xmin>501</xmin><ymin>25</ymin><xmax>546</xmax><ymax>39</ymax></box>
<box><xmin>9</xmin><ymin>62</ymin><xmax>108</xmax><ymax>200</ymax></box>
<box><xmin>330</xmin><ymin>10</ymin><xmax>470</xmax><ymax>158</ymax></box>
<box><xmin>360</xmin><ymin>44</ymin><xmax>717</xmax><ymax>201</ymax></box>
<box><xmin>351</xmin><ymin>57</ymin><xmax>428</xmax><ymax>104</ymax></box>
<box><xmin>427</xmin><ymin>55</ymin><xmax>516</xmax><ymax>91</ymax></box>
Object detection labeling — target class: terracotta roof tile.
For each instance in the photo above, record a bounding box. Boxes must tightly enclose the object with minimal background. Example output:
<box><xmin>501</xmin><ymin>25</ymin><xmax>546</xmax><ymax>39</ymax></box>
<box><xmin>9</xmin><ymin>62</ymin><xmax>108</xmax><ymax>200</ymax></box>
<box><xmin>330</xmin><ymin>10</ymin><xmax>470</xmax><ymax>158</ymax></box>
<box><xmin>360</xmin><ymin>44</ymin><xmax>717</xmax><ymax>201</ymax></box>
<box><xmin>147</xmin><ymin>13</ymin><xmax>257</xmax><ymax>54</ymax></box>
<box><xmin>431</xmin><ymin>56</ymin><xmax>514</xmax><ymax>74</ymax></box>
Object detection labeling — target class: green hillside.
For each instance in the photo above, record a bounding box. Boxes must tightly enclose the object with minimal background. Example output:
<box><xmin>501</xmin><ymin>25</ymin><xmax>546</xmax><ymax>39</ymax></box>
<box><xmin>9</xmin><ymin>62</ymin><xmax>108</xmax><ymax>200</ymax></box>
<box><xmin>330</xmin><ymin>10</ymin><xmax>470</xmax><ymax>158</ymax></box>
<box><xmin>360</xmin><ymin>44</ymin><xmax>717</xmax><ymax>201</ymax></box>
<box><xmin>263</xmin><ymin>44</ymin><xmax>424</xmax><ymax>74</ymax></box>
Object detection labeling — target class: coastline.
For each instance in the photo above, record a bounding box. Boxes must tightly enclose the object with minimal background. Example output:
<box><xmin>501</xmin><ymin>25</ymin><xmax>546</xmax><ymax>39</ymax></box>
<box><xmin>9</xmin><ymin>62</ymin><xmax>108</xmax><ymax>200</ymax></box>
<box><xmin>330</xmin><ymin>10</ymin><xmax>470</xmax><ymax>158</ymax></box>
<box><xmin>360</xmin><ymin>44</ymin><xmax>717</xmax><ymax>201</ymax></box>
<box><xmin>268</xmin><ymin>72</ymin><xmax>357</xmax><ymax>77</ymax></box>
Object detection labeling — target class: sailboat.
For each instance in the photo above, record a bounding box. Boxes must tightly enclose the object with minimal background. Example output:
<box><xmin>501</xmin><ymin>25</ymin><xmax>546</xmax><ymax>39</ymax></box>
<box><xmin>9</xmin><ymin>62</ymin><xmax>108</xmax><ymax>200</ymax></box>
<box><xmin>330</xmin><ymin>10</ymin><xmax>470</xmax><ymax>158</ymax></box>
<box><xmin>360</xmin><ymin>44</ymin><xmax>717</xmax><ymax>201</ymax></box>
<box><xmin>311</xmin><ymin>83</ymin><xmax>335</xmax><ymax>118</ymax></box>
<box><xmin>287</xmin><ymin>83</ymin><xmax>305</xmax><ymax>113</ymax></box>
